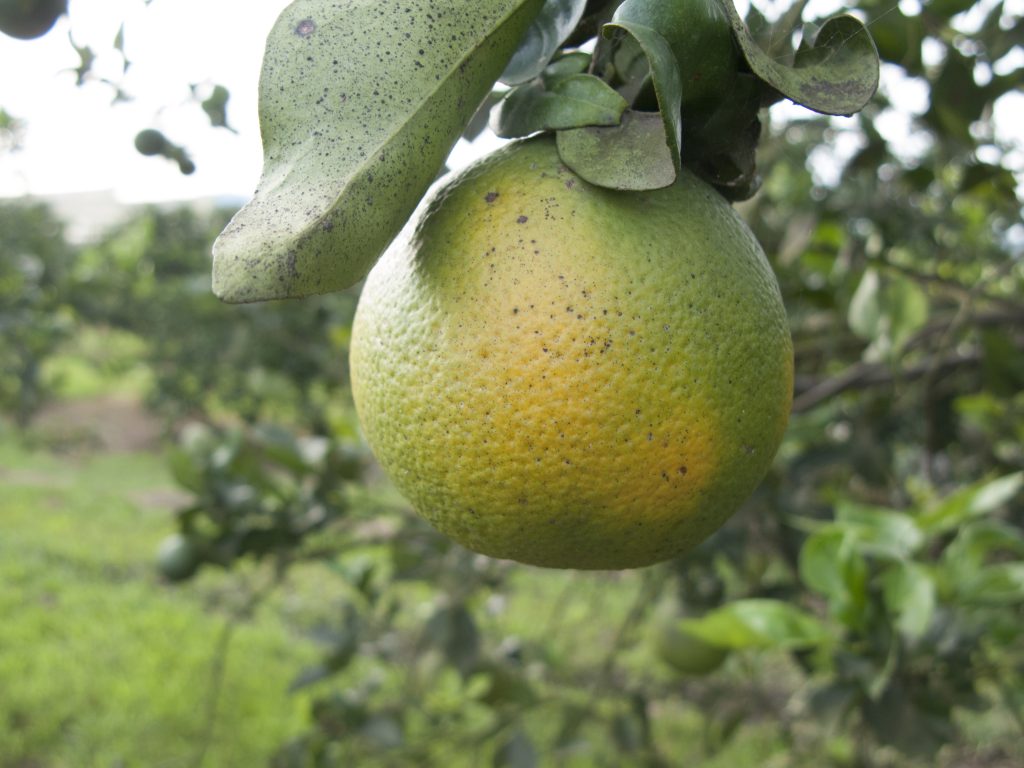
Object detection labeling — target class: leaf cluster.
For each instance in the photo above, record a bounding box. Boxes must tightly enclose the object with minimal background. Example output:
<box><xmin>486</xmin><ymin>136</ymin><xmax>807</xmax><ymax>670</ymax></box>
<box><xmin>212</xmin><ymin>0</ymin><xmax>880</xmax><ymax>302</ymax></box>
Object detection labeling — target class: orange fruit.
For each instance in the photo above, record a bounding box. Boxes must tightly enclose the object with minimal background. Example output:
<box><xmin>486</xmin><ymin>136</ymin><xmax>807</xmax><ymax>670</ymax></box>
<box><xmin>350</xmin><ymin>136</ymin><xmax>792</xmax><ymax>569</ymax></box>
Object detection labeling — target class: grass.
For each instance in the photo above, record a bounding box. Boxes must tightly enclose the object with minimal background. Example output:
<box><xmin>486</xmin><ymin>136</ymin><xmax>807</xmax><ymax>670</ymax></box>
<box><xmin>0</xmin><ymin>424</ymin><xmax>786</xmax><ymax>768</ymax></box>
<box><xmin>0</xmin><ymin>435</ymin><xmax>319</xmax><ymax>768</ymax></box>
<box><xmin>42</xmin><ymin>325</ymin><xmax>153</xmax><ymax>401</ymax></box>
<box><xmin>2</xmin><ymin>371</ymin><xmax>1019</xmax><ymax>767</ymax></box>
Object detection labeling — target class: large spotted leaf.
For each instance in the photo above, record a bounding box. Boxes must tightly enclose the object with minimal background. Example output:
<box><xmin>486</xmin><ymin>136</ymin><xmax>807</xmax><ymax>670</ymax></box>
<box><xmin>213</xmin><ymin>0</ymin><xmax>544</xmax><ymax>303</ymax></box>
<box><xmin>723</xmin><ymin>4</ymin><xmax>880</xmax><ymax>116</ymax></box>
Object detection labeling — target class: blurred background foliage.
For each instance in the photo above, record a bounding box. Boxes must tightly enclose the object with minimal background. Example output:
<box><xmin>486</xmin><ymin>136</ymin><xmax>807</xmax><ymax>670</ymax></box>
<box><xmin>1</xmin><ymin>0</ymin><xmax>1022</xmax><ymax>766</ymax></box>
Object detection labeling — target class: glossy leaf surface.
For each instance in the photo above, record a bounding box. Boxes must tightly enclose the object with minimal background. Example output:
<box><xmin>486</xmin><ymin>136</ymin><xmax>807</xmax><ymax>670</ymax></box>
<box><xmin>500</xmin><ymin>0</ymin><xmax>588</xmax><ymax>85</ymax></box>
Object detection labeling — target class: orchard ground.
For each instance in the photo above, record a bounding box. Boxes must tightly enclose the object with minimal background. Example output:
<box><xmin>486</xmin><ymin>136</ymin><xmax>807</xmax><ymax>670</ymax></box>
<box><xmin>1</xmin><ymin>322</ymin><xmax>1020</xmax><ymax>767</ymax></box>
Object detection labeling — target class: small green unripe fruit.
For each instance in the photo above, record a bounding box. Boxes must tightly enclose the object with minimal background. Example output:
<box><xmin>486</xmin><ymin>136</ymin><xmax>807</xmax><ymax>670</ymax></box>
<box><xmin>0</xmin><ymin>0</ymin><xmax>66</xmax><ymax>40</ymax></box>
<box><xmin>134</xmin><ymin>129</ymin><xmax>169</xmax><ymax>157</ymax></box>
<box><xmin>156</xmin><ymin>533</ymin><xmax>202</xmax><ymax>582</ymax></box>
<box><xmin>654</xmin><ymin>618</ymin><xmax>729</xmax><ymax>675</ymax></box>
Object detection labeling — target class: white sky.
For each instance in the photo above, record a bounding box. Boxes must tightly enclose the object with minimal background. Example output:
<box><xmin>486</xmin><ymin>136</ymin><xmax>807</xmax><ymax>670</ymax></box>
<box><xmin>0</xmin><ymin>0</ymin><xmax>1020</xmax><ymax>205</ymax></box>
<box><xmin>0</xmin><ymin>0</ymin><xmax>282</xmax><ymax>202</ymax></box>
<box><xmin>0</xmin><ymin>0</ymin><xmax>503</xmax><ymax>204</ymax></box>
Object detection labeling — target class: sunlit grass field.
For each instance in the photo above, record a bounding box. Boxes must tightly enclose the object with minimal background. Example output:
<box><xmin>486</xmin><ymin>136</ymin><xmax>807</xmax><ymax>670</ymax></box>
<box><xmin>0</xmin><ymin>436</ymin><xmax>323</xmax><ymax>767</ymax></box>
<box><xmin>0</xmin><ymin>428</ymin><xmax>799</xmax><ymax>768</ymax></box>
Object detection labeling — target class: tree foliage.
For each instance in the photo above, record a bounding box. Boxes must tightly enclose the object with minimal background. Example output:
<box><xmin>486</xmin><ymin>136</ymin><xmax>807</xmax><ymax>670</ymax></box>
<box><xmin>0</xmin><ymin>201</ymin><xmax>75</xmax><ymax>426</ymax></box>
<box><xmin>1</xmin><ymin>0</ymin><xmax>1022</xmax><ymax>765</ymax></box>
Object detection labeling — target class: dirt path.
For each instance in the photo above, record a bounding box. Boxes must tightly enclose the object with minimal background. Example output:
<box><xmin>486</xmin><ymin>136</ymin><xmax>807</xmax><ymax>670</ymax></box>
<box><xmin>31</xmin><ymin>394</ymin><xmax>164</xmax><ymax>453</ymax></box>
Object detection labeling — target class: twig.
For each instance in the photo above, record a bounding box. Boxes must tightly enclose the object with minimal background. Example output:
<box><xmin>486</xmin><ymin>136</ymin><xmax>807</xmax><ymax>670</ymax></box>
<box><xmin>792</xmin><ymin>306</ymin><xmax>1024</xmax><ymax>413</ymax></box>
<box><xmin>595</xmin><ymin>568</ymin><xmax>669</xmax><ymax>684</ymax></box>
<box><xmin>190</xmin><ymin>567</ymin><xmax>284</xmax><ymax>768</ymax></box>
<box><xmin>868</xmin><ymin>257</ymin><xmax>1023</xmax><ymax>314</ymax></box>
<box><xmin>792</xmin><ymin>349</ymin><xmax>987</xmax><ymax>413</ymax></box>
<box><xmin>190</xmin><ymin>617</ymin><xmax>237</xmax><ymax>768</ymax></box>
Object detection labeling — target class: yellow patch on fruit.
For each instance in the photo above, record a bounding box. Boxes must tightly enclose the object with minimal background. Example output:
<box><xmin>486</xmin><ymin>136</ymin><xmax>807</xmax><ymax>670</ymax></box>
<box><xmin>350</xmin><ymin>136</ymin><xmax>793</xmax><ymax>569</ymax></box>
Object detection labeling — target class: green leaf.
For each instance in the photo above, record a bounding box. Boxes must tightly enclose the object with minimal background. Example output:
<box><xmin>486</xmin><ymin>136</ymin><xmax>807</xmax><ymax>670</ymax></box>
<box><xmin>918</xmin><ymin>472</ymin><xmax>1024</xmax><ymax>535</ymax></box>
<box><xmin>212</xmin><ymin>0</ymin><xmax>544</xmax><ymax>303</ymax></box>
<box><xmin>868</xmin><ymin>10</ymin><xmax>924</xmax><ymax>70</ymax></box>
<box><xmin>800</xmin><ymin>527</ymin><xmax>844</xmax><ymax>593</ymax></box>
<box><xmin>722</xmin><ymin>5</ymin><xmax>880</xmax><ymax>116</ymax></box>
<box><xmin>881</xmin><ymin>561</ymin><xmax>936</xmax><ymax>641</ymax></box>
<box><xmin>806</xmin><ymin>682</ymin><xmax>859</xmax><ymax>732</ymax></box>
<box><xmin>490</xmin><ymin>74</ymin><xmax>628</xmax><ymax>138</ymax></box>
<box><xmin>613</xmin><ymin>0</ymin><xmax>739</xmax><ymax>117</ymax></box>
<box><xmin>473</xmin><ymin>662</ymin><xmax>537</xmax><ymax>708</ymax></box>
<box><xmin>425</xmin><ymin>603</ymin><xmax>481</xmax><ymax>676</ymax></box>
<box><xmin>361</xmin><ymin>714</ymin><xmax>404</xmax><ymax>749</ymax></box>
<box><xmin>251</xmin><ymin>423</ymin><xmax>309</xmax><ymax>474</ymax></box>
<box><xmin>943</xmin><ymin>520</ymin><xmax>1024</xmax><ymax>574</ymax></box>
<box><xmin>864</xmin><ymin>680</ymin><xmax>952</xmax><ymax>759</ymax></box>
<box><xmin>168</xmin><ymin>447</ymin><xmax>205</xmax><ymax>494</ymax></box>
<box><xmin>847</xmin><ymin>268</ymin><xmax>929</xmax><ymax>362</ymax></box>
<box><xmin>555</xmin><ymin>18</ymin><xmax>681</xmax><ymax>191</ymax></box>
<box><xmin>680</xmin><ymin>598</ymin><xmax>830</xmax><ymax>651</ymax></box>
<box><xmin>500</xmin><ymin>0</ymin><xmax>588</xmax><ymax>85</ymax></box>
<box><xmin>557</xmin><ymin>110</ymin><xmax>676</xmax><ymax>190</ymax></box>
<box><xmin>799</xmin><ymin>527</ymin><xmax>869</xmax><ymax>629</ymax></box>
<box><xmin>113</xmin><ymin>23</ymin><xmax>129</xmax><ymax>73</ymax></box>
<box><xmin>493</xmin><ymin>729</ymin><xmax>538</xmax><ymax>768</ymax></box>
<box><xmin>611</xmin><ymin>712</ymin><xmax>645</xmax><ymax>753</ymax></box>
<box><xmin>958</xmin><ymin>563</ymin><xmax>1024</xmax><ymax>605</ymax></box>
<box><xmin>289</xmin><ymin>607</ymin><xmax>362</xmax><ymax>691</ymax></box>
<box><xmin>836</xmin><ymin>502</ymin><xmax>925</xmax><ymax>559</ymax></box>
<box><xmin>542</xmin><ymin>50</ymin><xmax>591</xmax><ymax>85</ymax></box>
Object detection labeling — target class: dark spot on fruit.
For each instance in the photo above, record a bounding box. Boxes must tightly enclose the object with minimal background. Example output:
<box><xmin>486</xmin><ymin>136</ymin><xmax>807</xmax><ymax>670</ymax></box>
<box><xmin>295</xmin><ymin>18</ymin><xmax>316</xmax><ymax>37</ymax></box>
<box><xmin>485</xmin><ymin>191</ymin><xmax>499</xmax><ymax>203</ymax></box>
<box><xmin>678</xmin><ymin>466</ymin><xmax>688</xmax><ymax>475</ymax></box>
<box><xmin>517</xmin><ymin>215</ymin><xmax>528</xmax><ymax>224</ymax></box>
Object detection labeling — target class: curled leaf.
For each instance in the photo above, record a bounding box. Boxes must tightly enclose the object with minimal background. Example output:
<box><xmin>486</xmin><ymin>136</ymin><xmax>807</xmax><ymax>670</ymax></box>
<box><xmin>613</xmin><ymin>0</ymin><xmax>739</xmax><ymax>118</ymax></box>
<box><xmin>500</xmin><ymin>0</ymin><xmax>589</xmax><ymax>85</ymax></box>
<box><xmin>212</xmin><ymin>0</ymin><xmax>544</xmax><ymax>303</ymax></box>
<box><xmin>555</xmin><ymin>19</ymin><xmax>681</xmax><ymax>191</ymax></box>
<box><xmin>557</xmin><ymin>110</ymin><xmax>676</xmax><ymax>190</ymax></box>
<box><xmin>603</xmin><ymin>18</ymin><xmax>682</xmax><ymax>169</ymax></box>
<box><xmin>490</xmin><ymin>73</ymin><xmax>627</xmax><ymax>138</ymax></box>
<box><xmin>723</xmin><ymin>3</ymin><xmax>880</xmax><ymax>116</ymax></box>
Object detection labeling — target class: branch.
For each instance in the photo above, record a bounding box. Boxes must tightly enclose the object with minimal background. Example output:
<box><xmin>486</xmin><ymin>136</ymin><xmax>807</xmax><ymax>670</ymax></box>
<box><xmin>792</xmin><ymin>308</ymin><xmax>1024</xmax><ymax>413</ymax></box>
<box><xmin>792</xmin><ymin>349</ymin><xmax>984</xmax><ymax>413</ymax></box>
<box><xmin>867</xmin><ymin>257</ymin><xmax>1024</xmax><ymax>314</ymax></box>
